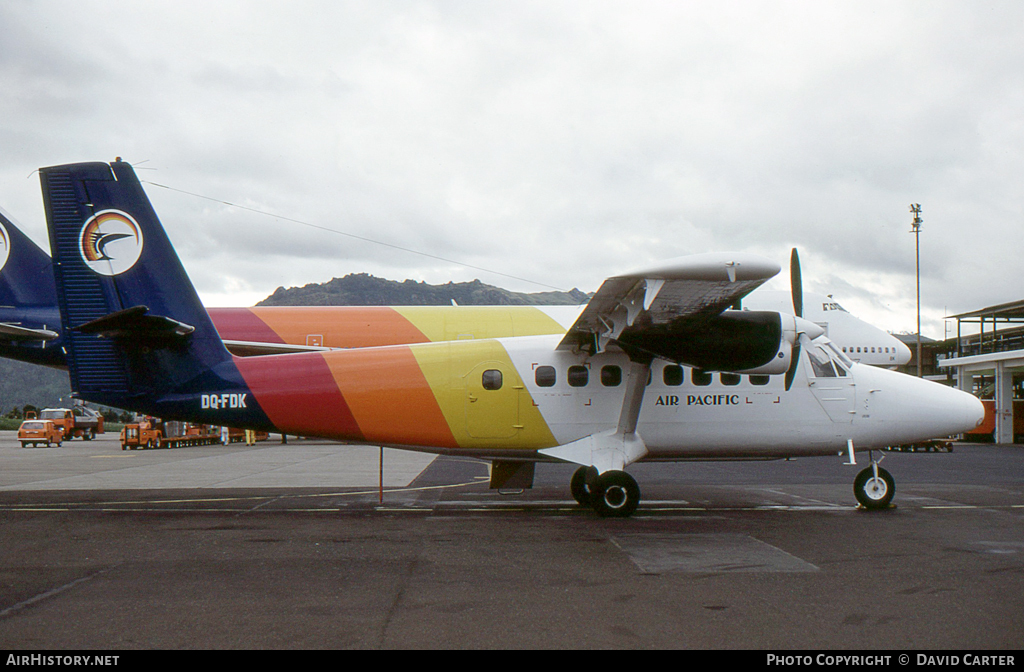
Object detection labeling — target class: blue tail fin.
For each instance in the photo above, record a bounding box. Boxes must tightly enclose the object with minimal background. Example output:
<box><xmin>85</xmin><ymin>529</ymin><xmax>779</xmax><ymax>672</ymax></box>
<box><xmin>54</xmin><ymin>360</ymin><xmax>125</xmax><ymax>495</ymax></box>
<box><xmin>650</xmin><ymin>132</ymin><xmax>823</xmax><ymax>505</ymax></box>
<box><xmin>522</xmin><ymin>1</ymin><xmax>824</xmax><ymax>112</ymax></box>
<box><xmin>0</xmin><ymin>207</ymin><xmax>57</xmax><ymax>308</ymax></box>
<box><xmin>0</xmin><ymin>207</ymin><xmax>64</xmax><ymax>365</ymax></box>
<box><xmin>40</xmin><ymin>160</ymin><xmax>245</xmax><ymax>413</ymax></box>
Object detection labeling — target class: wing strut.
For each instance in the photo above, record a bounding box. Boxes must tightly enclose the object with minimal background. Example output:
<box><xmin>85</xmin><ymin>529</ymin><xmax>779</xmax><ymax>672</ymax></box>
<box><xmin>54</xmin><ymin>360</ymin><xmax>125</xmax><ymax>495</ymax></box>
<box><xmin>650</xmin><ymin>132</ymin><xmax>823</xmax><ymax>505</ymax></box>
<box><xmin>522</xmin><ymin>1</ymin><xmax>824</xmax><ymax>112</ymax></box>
<box><xmin>539</xmin><ymin>358</ymin><xmax>652</xmax><ymax>473</ymax></box>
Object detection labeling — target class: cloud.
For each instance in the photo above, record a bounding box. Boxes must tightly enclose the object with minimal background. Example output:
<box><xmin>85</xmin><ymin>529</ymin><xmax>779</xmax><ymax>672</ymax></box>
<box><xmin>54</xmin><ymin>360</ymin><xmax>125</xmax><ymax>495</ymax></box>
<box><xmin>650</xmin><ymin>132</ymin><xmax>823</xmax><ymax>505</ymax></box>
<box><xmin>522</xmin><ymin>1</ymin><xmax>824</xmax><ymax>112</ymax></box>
<box><xmin>1</xmin><ymin>1</ymin><xmax>1021</xmax><ymax>339</ymax></box>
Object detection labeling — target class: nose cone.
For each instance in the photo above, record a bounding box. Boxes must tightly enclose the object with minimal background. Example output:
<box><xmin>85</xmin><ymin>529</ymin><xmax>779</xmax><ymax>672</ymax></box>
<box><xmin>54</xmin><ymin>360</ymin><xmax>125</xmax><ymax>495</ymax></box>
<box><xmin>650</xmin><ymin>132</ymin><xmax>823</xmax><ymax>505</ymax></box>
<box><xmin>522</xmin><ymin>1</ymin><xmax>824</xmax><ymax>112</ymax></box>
<box><xmin>906</xmin><ymin>378</ymin><xmax>987</xmax><ymax>438</ymax></box>
<box><xmin>859</xmin><ymin>365</ymin><xmax>987</xmax><ymax>443</ymax></box>
<box><xmin>963</xmin><ymin>392</ymin><xmax>987</xmax><ymax>432</ymax></box>
<box><xmin>894</xmin><ymin>339</ymin><xmax>913</xmax><ymax>366</ymax></box>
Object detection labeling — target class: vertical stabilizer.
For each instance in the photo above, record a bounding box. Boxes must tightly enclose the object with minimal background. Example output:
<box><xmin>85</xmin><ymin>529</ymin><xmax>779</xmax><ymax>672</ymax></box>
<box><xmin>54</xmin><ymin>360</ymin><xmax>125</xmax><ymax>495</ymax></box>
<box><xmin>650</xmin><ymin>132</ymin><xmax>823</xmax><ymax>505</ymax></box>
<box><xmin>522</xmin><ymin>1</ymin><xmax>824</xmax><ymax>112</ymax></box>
<box><xmin>0</xmin><ymin>207</ymin><xmax>64</xmax><ymax>365</ymax></box>
<box><xmin>0</xmin><ymin>207</ymin><xmax>57</xmax><ymax>308</ymax></box>
<box><xmin>39</xmin><ymin>160</ymin><xmax>264</xmax><ymax>424</ymax></box>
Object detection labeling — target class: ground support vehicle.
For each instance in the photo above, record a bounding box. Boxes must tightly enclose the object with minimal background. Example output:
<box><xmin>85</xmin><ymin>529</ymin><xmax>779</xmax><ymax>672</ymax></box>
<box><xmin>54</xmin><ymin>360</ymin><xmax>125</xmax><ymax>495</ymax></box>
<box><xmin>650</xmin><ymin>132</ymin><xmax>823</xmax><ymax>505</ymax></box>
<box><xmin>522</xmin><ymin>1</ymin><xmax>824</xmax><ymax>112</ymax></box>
<box><xmin>886</xmin><ymin>439</ymin><xmax>955</xmax><ymax>453</ymax></box>
<box><xmin>38</xmin><ymin>406</ymin><xmax>104</xmax><ymax>441</ymax></box>
<box><xmin>18</xmin><ymin>419</ymin><xmax>64</xmax><ymax>447</ymax></box>
<box><xmin>121</xmin><ymin>419</ymin><xmax>223</xmax><ymax>450</ymax></box>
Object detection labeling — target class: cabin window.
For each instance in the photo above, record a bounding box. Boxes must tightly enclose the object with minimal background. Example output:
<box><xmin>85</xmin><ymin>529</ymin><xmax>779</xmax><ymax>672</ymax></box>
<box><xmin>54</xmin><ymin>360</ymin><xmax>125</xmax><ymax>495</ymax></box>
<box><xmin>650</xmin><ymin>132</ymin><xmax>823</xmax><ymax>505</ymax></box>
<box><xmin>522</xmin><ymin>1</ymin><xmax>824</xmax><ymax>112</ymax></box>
<box><xmin>601</xmin><ymin>365</ymin><xmax>621</xmax><ymax>387</ymax></box>
<box><xmin>482</xmin><ymin>369</ymin><xmax>503</xmax><ymax>390</ymax></box>
<box><xmin>720</xmin><ymin>373</ymin><xmax>741</xmax><ymax>386</ymax></box>
<box><xmin>692</xmin><ymin>369</ymin><xmax>712</xmax><ymax>386</ymax></box>
<box><xmin>750</xmin><ymin>375</ymin><xmax>770</xmax><ymax>386</ymax></box>
<box><xmin>535</xmin><ymin>365</ymin><xmax>556</xmax><ymax>387</ymax></box>
<box><xmin>568</xmin><ymin>365</ymin><xmax>589</xmax><ymax>387</ymax></box>
<box><xmin>663</xmin><ymin>365</ymin><xmax>683</xmax><ymax>386</ymax></box>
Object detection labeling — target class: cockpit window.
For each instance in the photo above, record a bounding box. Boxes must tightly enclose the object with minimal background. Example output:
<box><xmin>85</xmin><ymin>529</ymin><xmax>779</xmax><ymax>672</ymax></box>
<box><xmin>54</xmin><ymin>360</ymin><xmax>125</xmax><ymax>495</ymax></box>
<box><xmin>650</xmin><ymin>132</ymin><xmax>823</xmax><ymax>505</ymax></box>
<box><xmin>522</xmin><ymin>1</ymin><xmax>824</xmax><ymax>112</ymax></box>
<box><xmin>808</xmin><ymin>346</ymin><xmax>838</xmax><ymax>378</ymax></box>
<box><xmin>808</xmin><ymin>343</ymin><xmax>852</xmax><ymax>378</ymax></box>
<box><xmin>823</xmin><ymin>341</ymin><xmax>853</xmax><ymax>369</ymax></box>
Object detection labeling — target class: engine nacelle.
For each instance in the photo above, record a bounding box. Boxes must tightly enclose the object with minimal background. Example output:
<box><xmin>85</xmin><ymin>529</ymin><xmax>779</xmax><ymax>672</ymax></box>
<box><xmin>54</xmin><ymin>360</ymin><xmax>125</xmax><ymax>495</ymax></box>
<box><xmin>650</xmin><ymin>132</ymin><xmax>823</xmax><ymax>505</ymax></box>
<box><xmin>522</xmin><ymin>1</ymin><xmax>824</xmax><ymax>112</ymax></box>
<box><xmin>616</xmin><ymin>311</ymin><xmax>824</xmax><ymax>375</ymax></box>
<box><xmin>737</xmin><ymin>314</ymin><xmax>825</xmax><ymax>374</ymax></box>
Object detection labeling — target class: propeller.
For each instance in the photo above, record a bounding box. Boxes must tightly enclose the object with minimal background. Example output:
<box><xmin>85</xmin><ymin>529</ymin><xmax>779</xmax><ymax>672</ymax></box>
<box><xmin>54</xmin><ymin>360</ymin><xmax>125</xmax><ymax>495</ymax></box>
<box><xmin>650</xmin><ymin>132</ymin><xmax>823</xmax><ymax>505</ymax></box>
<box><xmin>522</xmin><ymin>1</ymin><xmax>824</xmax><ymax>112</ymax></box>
<box><xmin>784</xmin><ymin>248</ymin><xmax>803</xmax><ymax>391</ymax></box>
<box><xmin>790</xmin><ymin>248</ymin><xmax>803</xmax><ymax>319</ymax></box>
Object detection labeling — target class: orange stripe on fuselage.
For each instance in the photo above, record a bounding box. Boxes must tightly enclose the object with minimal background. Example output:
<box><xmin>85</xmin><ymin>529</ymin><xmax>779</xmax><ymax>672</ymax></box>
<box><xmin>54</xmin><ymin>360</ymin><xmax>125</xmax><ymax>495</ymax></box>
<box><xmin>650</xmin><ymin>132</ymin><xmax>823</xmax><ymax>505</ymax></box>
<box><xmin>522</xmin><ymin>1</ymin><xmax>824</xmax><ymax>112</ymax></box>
<box><xmin>243</xmin><ymin>307</ymin><xmax>431</xmax><ymax>348</ymax></box>
<box><xmin>321</xmin><ymin>345</ymin><xmax>458</xmax><ymax>449</ymax></box>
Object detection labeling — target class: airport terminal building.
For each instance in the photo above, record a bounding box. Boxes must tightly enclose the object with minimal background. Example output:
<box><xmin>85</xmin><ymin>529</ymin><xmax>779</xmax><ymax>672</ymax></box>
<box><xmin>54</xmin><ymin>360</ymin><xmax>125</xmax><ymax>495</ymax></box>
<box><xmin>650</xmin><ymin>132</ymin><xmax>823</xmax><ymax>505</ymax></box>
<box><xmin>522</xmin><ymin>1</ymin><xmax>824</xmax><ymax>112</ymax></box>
<box><xmin>900</xmin><ymin>300</ymin><xmax>1024</xmax><ymax>444</ymax></box>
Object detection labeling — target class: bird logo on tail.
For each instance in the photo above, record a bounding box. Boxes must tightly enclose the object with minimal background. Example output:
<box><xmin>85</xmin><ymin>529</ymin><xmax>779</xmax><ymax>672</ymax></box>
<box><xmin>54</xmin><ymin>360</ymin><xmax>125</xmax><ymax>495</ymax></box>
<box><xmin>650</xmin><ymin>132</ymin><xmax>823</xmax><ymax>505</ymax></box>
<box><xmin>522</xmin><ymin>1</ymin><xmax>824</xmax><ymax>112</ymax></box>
<box><xmin>78</xmin><ymin>210</ymin><xmax>144</xmax><ymax>276</ymax></box>
<box><xmin>0</xmin><ymin>222</ymin><xmax>9</xmax><ymax>273</ymax></box>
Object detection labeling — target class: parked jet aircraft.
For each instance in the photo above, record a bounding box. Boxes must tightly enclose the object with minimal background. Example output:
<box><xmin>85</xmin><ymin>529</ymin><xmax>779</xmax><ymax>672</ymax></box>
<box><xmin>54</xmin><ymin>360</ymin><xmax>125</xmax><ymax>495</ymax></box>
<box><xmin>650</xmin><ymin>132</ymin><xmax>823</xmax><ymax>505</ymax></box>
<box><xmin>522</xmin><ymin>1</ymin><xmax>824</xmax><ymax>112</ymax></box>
<box><xmin>0</xmin><ymin>208</ymin><xmax>910</xmax><ymax>368</ymax></box>
<box><xmin>743</xmin><ymin>291</ymin><xmax>911</xmax><ymax>367</ymax></box>
<box><xmin>37</xmin><ymin>159</ymin><xmax>984</xmax><ymax>516</ymax></box>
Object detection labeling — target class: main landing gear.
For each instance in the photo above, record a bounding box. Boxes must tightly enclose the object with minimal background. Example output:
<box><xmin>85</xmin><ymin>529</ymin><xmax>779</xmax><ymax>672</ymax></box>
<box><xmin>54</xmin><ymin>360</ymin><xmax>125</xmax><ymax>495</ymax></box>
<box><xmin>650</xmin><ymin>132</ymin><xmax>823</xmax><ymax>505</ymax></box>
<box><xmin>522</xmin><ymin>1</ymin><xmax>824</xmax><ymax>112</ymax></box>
<box><xmin>571</xmin><ymin>466</ymin><xmax>641</xmax><ymax>518</ymax></box>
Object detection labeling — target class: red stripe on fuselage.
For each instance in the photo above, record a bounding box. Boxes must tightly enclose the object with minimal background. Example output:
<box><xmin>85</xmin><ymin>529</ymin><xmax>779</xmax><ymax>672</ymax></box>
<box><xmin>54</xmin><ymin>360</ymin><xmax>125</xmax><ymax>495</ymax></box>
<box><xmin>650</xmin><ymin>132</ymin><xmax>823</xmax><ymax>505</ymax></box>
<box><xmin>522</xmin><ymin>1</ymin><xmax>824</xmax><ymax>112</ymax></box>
<box><xmin>209</xmin><ymin>307</ymin><xmax>286</xmax><ymax>344</ymax></box>
<box><xmin>233</xmin><ymin>353</ymin><xmax>362</xmax><ymax>440</ymax></box>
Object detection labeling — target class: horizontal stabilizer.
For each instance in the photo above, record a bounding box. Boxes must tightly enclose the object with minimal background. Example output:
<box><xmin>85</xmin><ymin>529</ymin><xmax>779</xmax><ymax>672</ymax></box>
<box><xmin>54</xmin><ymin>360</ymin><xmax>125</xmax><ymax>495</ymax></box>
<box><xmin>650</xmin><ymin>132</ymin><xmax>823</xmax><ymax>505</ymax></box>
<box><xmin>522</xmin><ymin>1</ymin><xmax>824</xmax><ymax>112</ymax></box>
<box><xmin>222</xmin><ymin>339</ymin><xmax>334</xmax><ymax>357</ymax></box>
<box><xmin>0</xmin><ymin>322</ymin><xmax>59</xmax><ymax>341</ymax></box>
<box><xmin>75</xmin><ymin>305</ymin><xmax>195</xmax><ymax>342</ymax></box>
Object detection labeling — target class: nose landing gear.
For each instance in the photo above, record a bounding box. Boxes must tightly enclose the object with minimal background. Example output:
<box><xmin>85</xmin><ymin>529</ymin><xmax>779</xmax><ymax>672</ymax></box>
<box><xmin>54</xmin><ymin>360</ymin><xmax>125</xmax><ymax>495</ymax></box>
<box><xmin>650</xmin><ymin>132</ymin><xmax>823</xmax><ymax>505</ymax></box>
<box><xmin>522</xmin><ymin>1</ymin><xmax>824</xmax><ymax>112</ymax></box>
<box><xmin>854</xmin><ymin>461</ymin><xmax>895</xmax><ymax>509</ymax></box>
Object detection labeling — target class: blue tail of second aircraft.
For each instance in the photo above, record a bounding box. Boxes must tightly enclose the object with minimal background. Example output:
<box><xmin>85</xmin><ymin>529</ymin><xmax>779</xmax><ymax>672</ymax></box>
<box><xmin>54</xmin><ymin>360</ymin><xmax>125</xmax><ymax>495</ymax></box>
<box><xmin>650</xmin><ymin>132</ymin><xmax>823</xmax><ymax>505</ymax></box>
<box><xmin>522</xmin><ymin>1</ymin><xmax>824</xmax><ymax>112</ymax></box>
<box><xmin>0</xmin><ymin>207</ymin><xmax>63</xmax><ymax>366</ymax></box>
<box><xmin>0</xmin><ymin>207</ymin><xmax>57</xmax><ymax>308</ymax></box>
<box><xmin>40</xmin><ymin>159</ymin><xmax>271</xmax><ymax>426</ymax></box>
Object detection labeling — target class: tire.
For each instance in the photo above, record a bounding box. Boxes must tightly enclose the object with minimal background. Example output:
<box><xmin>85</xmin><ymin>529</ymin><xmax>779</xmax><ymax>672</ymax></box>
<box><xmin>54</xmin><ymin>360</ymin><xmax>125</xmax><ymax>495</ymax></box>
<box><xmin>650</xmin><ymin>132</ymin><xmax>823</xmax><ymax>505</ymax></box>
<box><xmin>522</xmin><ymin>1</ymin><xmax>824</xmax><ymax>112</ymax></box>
<box><xmin>591</xmin><ymin>470</ymin><xmax>641</xmax><ymax>518</ymax></box>
<box><xmin>854</xmin><ymin>466</ymin><xmax>895</xmax><ymax>509</ymax></box>
<box><xmin>570</xmin><ymin>466</ymin><xmax>597</xmax><ymax>506</ymax></box>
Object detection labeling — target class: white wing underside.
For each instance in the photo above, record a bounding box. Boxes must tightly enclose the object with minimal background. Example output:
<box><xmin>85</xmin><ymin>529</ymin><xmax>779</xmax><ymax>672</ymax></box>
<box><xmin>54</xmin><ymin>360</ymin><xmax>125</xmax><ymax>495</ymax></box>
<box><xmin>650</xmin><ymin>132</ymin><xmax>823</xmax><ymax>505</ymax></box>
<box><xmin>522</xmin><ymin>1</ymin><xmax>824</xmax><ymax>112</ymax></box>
<box><xmin>558</xmin><ymin>252</ymin><xmax>781</xmax><ymax>354</ymax></box>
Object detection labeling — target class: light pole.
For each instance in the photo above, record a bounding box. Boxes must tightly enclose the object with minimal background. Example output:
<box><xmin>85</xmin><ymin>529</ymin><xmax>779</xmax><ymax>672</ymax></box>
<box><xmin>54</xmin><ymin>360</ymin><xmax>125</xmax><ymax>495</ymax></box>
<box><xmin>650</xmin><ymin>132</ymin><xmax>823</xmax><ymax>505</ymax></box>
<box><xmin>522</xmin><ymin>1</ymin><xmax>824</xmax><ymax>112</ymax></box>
<box><xmin>909</xmin><ymin>203</ymin><xmax>923</xmax><ymax>377</ymax></box>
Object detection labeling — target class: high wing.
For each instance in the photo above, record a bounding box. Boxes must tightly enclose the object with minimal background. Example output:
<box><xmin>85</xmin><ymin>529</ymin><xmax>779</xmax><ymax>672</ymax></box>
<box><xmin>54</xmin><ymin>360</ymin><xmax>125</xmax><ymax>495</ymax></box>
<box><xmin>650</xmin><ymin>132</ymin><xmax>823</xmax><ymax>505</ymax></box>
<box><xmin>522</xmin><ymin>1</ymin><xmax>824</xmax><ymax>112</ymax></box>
<box><xmin>557</xmin><ymin>252</ymin><xmax>782</xmax><ymax>369</ymax></box>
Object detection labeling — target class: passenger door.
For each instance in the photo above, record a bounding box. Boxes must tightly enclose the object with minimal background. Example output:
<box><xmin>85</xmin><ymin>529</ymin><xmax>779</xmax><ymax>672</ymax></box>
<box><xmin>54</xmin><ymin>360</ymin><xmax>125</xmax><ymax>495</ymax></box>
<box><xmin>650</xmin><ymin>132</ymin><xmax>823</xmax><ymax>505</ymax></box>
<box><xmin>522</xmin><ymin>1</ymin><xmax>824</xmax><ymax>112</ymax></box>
<box><xmin>464</xmin><ymin>361</ymin><xmax>520</xmax><ymax>439</ymax></box>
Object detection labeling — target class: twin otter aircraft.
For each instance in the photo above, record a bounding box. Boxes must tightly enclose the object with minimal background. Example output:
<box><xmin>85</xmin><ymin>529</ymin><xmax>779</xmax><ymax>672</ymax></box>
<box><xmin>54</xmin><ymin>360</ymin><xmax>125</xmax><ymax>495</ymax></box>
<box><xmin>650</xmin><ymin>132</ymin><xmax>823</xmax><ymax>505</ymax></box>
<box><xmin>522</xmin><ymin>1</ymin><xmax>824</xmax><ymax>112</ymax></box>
<box><xmin>38</xmin><ymin>160</ymin><xmax>983</xmax><ymax>517</ymax></box>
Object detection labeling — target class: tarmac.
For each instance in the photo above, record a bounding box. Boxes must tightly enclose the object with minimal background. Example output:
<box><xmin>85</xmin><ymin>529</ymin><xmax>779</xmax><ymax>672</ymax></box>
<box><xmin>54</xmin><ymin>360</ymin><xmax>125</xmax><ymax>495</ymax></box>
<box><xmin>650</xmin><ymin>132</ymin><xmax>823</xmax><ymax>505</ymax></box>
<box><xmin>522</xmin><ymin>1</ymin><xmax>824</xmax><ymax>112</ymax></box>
<box><xmin>0</xmin><ymin>431</ymin><xmax>1021</xmax><ymax>650</ymax></box>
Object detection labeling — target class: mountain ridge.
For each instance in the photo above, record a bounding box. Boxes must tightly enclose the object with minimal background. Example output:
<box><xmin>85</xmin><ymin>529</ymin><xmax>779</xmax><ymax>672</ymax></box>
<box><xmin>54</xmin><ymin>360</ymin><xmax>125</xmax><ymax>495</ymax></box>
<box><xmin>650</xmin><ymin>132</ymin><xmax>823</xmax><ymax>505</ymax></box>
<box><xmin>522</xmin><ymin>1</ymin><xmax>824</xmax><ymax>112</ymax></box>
<box><xmin>257</xmin><ymin>273</ymin><xmax>591</xmax><ymax>307</ymax></box>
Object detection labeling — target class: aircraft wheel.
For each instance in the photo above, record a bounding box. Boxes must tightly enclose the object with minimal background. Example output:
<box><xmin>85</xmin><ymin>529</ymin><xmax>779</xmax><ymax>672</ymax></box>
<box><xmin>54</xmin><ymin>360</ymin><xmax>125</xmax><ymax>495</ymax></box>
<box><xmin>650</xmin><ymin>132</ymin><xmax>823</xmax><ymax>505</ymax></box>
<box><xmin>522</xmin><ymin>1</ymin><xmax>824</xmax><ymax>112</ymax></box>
<box><xmin>591</xmin><ymin>471</ymin><xmax>641</xmax><ymax>518</ymax></box>
<box><xmin>854</xmin><ymin>466</ymin><xmax>895</xmax><ymax>510</ymax></box>
<box><xmin>570</xmin><ymin>466</ymin><xmax>597</xmax><ymax>506</ymax></box>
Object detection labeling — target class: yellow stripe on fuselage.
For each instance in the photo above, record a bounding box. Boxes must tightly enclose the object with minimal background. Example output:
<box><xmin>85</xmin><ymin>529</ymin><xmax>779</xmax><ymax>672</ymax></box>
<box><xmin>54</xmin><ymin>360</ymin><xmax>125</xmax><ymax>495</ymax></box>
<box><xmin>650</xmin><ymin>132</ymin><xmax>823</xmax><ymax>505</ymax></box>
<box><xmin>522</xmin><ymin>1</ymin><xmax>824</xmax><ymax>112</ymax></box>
<box><xmin>408</xmin><ymin>339</ymin><xmax>557</xmax><ymax>452</ymax></box>
<box><xmin>394</xmin><ymin>306</ymin><xmax>569</xmax><ymax>343</ymax></box>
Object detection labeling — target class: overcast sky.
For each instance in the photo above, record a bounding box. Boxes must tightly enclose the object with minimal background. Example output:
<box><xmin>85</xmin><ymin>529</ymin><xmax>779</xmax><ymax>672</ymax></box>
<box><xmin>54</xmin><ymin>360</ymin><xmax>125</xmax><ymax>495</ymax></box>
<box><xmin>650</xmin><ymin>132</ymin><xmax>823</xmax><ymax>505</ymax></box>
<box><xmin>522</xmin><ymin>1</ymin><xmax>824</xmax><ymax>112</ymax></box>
<box><xmin>1</xmin><ymin>1</ymin><xmax>1021</xmax><ymax>338</ymax></box>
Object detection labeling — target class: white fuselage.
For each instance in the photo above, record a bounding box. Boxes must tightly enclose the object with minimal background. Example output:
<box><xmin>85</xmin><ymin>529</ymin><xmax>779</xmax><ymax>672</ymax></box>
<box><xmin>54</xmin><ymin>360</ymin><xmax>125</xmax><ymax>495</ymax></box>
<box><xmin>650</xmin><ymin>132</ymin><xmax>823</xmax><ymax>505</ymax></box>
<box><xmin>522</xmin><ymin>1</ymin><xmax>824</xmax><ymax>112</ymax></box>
<box><xmin>497</xmin><ymin>333</ymin><xmax>982</xmax><ymax>462</ymax></box>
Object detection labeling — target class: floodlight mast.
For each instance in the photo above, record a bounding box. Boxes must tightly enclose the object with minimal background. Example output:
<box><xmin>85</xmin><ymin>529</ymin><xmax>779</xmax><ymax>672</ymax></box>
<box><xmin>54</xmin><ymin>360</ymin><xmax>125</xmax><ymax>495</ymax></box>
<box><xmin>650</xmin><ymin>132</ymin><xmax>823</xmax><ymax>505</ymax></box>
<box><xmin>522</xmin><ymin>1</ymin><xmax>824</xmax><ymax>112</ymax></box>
<box><xmin>910</xmin><ymin>203</ymin><xmax>923</xmax><ymax>377</ymax></box>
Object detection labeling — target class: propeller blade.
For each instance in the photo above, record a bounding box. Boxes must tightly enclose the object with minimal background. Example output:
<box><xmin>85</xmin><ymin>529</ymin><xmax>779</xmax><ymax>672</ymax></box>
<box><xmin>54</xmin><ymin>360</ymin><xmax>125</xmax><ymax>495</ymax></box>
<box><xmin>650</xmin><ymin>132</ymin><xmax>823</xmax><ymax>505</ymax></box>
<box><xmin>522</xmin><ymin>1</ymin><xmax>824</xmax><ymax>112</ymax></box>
<box><xmin>790</xmin><ymin>248</ymin><xmax>803</xmax><ymax>318</ymax></box>
<box><xmin>784</xmin><ymin>340</ymin><xmax>801</xmax><ymax>391</ymax></box>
